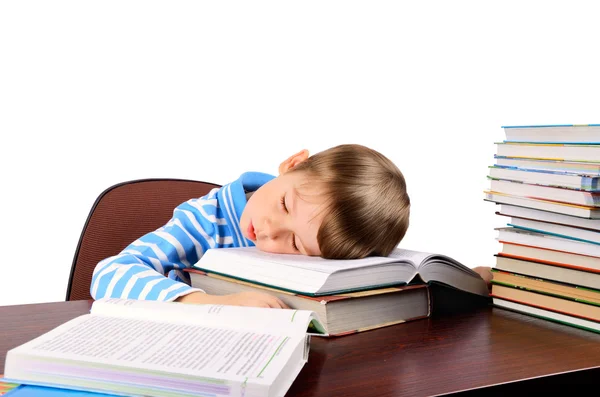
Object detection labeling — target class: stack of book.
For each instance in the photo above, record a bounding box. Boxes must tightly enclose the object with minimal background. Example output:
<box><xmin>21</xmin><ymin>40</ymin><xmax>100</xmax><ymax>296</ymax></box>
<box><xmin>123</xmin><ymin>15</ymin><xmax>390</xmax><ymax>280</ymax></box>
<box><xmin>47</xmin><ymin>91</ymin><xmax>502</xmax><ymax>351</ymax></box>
<box><xmin>185</xmin><ymin>246</ymin><xmax>490</xmax><ymax>336</ymax></box>
<box><xmin>485</xmin><ymin>124</ymin><xmax>600</xmax><ymax>333</ymax></box>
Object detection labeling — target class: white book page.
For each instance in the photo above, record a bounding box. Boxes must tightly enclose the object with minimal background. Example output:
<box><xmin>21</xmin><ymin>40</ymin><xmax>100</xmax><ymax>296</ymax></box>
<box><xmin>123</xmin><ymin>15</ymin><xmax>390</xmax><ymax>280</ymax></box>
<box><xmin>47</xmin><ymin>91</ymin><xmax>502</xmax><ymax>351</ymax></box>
<box><xmin>388</xmin><ymin>248</ymin><xmax>432</xmax><ymax>267</ymax></box>
<box><xmin>8</xmin><ymin>312</ymin><xmax>302</xmax><ymax>384</ymax></box>
<box><xmin>196</xmin><ymin>247</ymin><xmax>410</xmax><ymax>293</ymax></box>
<box><xmin>198</xmin><ymin>247</ymin><xmax>404</xmax><ymax>274</ymax></box>
<box><xmin>91</xmin><ymin>298</ymin><xmax>319</xmax><ymax>336</ymax></box>
<box><xmin>390</xmin><ymin>247</ymin><xmax>476</xmax><ymax>271</ymax></box>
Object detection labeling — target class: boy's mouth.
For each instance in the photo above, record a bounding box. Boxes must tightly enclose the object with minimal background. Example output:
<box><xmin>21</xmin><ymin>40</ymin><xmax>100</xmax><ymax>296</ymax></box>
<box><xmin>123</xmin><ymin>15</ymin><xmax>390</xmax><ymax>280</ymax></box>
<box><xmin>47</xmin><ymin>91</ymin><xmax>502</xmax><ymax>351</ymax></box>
<box><xmin>247</xmin><ymin>221</ymin><xmax>257</xmax><ymax>241</ymax></box>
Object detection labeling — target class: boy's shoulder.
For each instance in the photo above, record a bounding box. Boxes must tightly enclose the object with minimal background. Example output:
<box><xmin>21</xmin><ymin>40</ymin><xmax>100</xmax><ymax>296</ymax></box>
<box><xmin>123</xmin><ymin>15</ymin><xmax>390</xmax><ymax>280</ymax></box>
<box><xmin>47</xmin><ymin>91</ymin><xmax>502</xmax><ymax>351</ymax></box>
<box><xmin>174</xmin><ymin>171</ymin><xmax>275</xmax><ymax>214</ymax></box>
<box><xmin>236</xmin><ymin>172</ymin><xmax>276</xmax><ymax>192</ymax></box>
<box><xmin>213</xmin><ymin>172</ymin><xmax>276</xmax><ymax>201</ymax></box>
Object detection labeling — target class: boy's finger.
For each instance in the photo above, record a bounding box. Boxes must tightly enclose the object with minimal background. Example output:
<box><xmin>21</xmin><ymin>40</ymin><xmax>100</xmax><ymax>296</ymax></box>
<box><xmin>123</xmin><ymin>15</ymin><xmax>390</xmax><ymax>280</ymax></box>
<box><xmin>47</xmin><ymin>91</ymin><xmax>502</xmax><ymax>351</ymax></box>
<box><xmin>274</xmin><ymin>297</ymin><xmax>288</xmax><ymax>309</ymax></box>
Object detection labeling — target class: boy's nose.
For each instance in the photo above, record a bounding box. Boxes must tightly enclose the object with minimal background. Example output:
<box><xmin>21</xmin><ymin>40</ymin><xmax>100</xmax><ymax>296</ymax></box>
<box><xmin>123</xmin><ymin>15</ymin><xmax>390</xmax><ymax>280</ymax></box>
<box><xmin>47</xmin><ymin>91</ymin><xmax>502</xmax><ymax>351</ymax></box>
<box><xmin>262</xmin><ymin>219</ymin><xmax>282</xmax><ymax>239</ymax></box>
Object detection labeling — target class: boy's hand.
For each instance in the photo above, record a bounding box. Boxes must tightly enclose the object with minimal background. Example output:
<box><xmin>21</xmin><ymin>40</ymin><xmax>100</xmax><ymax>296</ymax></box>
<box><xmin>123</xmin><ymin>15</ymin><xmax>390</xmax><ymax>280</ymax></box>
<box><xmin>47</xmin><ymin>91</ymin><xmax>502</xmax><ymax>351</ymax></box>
<box><xmin>473</xmin><ymin>266</ymin><xmax>493</xmax><ymax>290</ymax></box>
<box><xmin>176</xmin><ymin>291</ymin><xmax>289</xmax><ymax>309</ymax></box>
<box><xmin>219</xmin><ymin>291</ymin><xmax>289</xmax><ymax>309</ymax></box>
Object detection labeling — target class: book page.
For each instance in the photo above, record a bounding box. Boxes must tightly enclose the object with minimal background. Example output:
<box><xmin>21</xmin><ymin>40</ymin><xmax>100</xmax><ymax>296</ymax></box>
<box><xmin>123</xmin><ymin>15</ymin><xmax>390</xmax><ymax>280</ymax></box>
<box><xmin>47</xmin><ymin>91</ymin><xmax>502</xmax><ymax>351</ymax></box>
<box><xmin>91</xmin><ymin>298</ymin><xmax>322</xmax><ymax>335</ymax></box>
<box><xmin>195</xmin><ymin>247</ymin><xmax>411</xmax><ymax>293</ymax></box>
<box><xmin>390</xmin><ymin>248</ymin><xmax>477</xmax><ymax>274</ymax></box>
<box><xmin>200</xmin><ymin>247</ymin><xmax>403</xmax><ymax>273</ymax></box>
<box><xmin>8</xmin><ymin>312</ymin><xmax>305</xmax><ymax>385</ymax></box>
<box><xmin>386</xmin><ymin>249</ymin><xmax>489</xmax><ymax>296</ymax></box>
<box><xmin>388</xmin><ymin>248</ymin><xmax>433</xmax><ymax>267</ymax></box>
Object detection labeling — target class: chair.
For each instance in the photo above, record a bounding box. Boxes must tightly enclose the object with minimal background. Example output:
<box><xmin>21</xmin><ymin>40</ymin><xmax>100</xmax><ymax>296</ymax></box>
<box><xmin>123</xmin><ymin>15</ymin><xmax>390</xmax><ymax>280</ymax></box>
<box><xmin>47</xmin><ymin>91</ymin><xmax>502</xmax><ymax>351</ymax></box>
<box><xmin>66</xmin><ymin>178</ymin><xmax>221</xmax><ymax>301</ymax></box>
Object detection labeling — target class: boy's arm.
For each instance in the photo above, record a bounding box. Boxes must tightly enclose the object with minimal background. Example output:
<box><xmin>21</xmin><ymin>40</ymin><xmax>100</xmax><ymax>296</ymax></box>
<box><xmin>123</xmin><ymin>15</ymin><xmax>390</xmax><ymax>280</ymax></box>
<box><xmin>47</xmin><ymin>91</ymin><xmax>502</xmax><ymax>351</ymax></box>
<box><xmin>89</xmin><ymin>195</ymin><xmax>289</xmax><ymax>308</ymax></box>
<box><xmin>90</xmin><ymin>197</ymin><xmax>216</xmax><ymax>302</ymax></box>
<box><xmin>175</xmin><ymin>290</ymin><xmax>287</xmax><ymax>308</ymax></box>
<box><xmin>473</xmin><ymin>266</ymin><xmax>493</xmax><ymax>290</ymax></box>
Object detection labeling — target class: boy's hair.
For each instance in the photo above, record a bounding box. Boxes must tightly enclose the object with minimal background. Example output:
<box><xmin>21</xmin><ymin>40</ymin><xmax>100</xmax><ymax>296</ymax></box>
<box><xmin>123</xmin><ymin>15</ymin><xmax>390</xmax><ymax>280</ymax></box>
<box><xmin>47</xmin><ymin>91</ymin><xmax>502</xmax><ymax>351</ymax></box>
<box><xmin>291</xmin><ymin>144</ymin><xmax>410</xmax><ymax>259</ymax></box>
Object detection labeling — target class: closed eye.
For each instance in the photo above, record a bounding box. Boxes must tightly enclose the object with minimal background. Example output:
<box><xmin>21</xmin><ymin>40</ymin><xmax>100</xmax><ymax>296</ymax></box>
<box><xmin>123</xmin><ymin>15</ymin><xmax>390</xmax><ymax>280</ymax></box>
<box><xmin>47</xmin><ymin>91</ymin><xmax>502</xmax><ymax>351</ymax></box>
<box><xmin>281</xmin><ymin>195</ymin><xmax>299</xmax><ymax>252</ymax></box>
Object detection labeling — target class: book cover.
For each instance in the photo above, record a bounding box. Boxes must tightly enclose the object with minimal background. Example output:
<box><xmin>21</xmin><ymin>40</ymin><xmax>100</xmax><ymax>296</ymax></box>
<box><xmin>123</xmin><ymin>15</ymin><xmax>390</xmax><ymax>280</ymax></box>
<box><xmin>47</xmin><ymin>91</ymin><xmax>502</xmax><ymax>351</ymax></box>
<box><xmin>484</xmin><ymin>191</ymin><xmax>600</xmax><ymax>219</ymax></box>
<box><xmin>495</xmin><ymin>227</ymin><xmax>600</xmax><ymax>258</ymax></box>
<box><xmin>489</xmin><ymin>179</ymin><xmax>600</xmax><ymax>207</ymax></box>
<box><xmin>0</xmin><ymin>380</ymin><xmax>19</xmax><ymax>396</ymax></box>
<box><xmin>495</xmin><ymin>142</ymin><xmax>600</xmax><ymax>163</ymax></box>
<box><xmin>494</xmin><ymin>254</ymin><xmax>600</xmax><ymax>292</ymax></box>
<box><xmin>0</xmin><ymin>384</ymin><xmax>119</xmax><ymax>397</ymax></box>
<box><xmin>498</xmin><ymin>241</ymin><xmax>600</xmax><ymax>271</ymax></box>
<box><xmin>491</xmin><ymin>269</ymin><xmax>600</xmax><ymax>306</ymax></box>
<box><xmin>495</xmin><ymin>252</ymin><xmax>600</xmax><ymax>274</ymax></box>
<box><xmin>507</xmin><ymin>223</ymin><xmax>600</xmax><ymax>246</ymax></box>
<box><xmin>496</xmin><ymin>209</ymin><xmax>600</xmax><ymax>232</ymax></box>
<box><xmin>495</xmin><ymin>157</ymin><xmax>600</xmax><ymax>175</ymax></box>
<box><xmin>492</xmin><ymin>298</ymin><xmax>600</xmax><ymax>334</ymax></box>
<box><xmin>502</xmin><ymin>124</ymin><xmax>600</xmax><ymax>144</ymax></box>
<box><xmin>488</xmin><ymin>165</ymin><xmax>600</xmax><ymax>190</ymax></box>
<box><xmin>491</xmin><ymin>284</ymin><xmax>600</xmax><ymax>322</ymax></box>
<box><xmin>502</xmin><ymin>124</ymin><xmax>600</xmax><ymax>128</ymax></box>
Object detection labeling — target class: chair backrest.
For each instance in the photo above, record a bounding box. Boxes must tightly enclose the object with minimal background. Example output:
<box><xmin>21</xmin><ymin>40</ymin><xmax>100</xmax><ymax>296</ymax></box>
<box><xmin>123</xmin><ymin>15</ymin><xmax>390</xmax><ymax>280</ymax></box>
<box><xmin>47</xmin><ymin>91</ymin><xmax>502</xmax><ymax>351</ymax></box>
<box><xmin>67</xmin><ymin>178</ymin><xmax>221</xmax><ymax>301</ymax></box>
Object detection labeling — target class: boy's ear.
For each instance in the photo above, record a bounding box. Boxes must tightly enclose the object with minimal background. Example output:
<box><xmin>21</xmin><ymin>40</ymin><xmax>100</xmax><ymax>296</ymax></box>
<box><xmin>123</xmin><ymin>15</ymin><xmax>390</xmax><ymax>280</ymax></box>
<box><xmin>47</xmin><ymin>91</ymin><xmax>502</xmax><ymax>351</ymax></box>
<box><xmin>279</xmin><ymin>149</ymin><xmax>309</xmax><ymax>175</ymax></box>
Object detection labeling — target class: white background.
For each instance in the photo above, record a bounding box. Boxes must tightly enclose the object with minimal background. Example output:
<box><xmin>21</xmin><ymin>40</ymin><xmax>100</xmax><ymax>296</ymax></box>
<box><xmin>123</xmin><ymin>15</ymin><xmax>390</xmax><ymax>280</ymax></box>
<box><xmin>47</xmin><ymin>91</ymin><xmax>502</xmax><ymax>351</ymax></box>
<box><xmin>1</xmin><ymin>1</ymin><xmax>598</xmax><ymax>306</ymax></box>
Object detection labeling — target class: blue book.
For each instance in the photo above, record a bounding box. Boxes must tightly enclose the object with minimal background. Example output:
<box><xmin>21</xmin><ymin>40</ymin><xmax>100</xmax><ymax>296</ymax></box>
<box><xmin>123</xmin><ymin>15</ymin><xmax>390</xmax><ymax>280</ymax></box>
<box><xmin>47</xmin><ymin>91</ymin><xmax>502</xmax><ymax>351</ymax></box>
<box><xmin>502</xmin><ymin>124</ymin><xmax>600</xmax><ymax>144</ymax></box>
<box><xmin>508</xmin><ymin>223</ymin><xmax>600</xmax><ymax>246</ymax></box>
<box><xmin>2</xmin><ymin>385</ymin><xmax>118</xmax><ymax>397</ymax></box>
<box><xmin>494</xmin><ymin>157</ymin><xmax>600</xmax><ymax>176</ymax></box>
<box><xmin>488</xmin><ymin>166</ymin><xmax>600</xmax><ymax>191</ymax></box>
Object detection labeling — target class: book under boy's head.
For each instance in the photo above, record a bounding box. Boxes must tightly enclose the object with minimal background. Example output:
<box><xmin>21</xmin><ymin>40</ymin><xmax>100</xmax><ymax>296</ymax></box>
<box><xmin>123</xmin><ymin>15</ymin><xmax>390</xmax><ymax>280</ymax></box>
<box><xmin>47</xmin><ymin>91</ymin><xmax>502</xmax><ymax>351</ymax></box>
<box><xmin>190</xmin><ymin>246</ymin><xmax>490</xmax><ymax>298</ymax></box>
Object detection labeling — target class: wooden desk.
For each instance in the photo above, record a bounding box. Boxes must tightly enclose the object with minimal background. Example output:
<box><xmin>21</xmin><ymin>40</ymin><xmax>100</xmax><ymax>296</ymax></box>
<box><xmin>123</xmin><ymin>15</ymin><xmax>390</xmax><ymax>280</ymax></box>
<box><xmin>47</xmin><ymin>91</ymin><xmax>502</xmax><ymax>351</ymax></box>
<box><xmin>2</xmin><ymin>300</ymin><xmax>600</xmax><ymax>396</ymax></box>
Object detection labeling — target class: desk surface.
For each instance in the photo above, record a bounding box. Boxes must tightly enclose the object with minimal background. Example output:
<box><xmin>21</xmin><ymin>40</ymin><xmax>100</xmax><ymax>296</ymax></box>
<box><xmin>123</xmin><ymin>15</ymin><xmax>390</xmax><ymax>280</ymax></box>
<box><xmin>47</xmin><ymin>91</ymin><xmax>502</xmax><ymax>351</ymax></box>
<box><xmin>2</xmin><ymin>300</ymin><xmax>600</xmax><ymax>396</ymax></box>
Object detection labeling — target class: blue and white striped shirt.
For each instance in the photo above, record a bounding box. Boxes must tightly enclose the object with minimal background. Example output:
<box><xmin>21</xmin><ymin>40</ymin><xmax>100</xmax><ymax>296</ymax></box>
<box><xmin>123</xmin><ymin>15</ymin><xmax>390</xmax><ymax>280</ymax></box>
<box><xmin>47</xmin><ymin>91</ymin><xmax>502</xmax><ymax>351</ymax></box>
<box><xmin>90</xmin><ymin>172</ymin><xmax>275</xmax><ymax>302</ymax></box>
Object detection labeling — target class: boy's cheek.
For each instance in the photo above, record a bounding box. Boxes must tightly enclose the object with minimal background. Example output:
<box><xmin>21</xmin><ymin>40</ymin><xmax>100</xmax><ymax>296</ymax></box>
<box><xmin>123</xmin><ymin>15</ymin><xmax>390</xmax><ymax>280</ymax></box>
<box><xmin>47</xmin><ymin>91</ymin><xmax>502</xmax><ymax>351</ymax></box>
<box><xmin>254</xmin><ymin>240</ymin><xmax>291</xmax><ymax>255</ymax></box>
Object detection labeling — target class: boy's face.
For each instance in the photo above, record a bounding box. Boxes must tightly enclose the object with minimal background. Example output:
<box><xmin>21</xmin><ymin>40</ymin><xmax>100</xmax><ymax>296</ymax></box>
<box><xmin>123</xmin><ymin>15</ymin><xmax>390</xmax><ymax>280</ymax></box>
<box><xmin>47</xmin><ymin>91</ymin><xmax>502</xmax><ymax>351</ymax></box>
<box><xmin>240</xmin><ymin>164</ymin><xmax>325</xmax><ymax>257</ymax></box>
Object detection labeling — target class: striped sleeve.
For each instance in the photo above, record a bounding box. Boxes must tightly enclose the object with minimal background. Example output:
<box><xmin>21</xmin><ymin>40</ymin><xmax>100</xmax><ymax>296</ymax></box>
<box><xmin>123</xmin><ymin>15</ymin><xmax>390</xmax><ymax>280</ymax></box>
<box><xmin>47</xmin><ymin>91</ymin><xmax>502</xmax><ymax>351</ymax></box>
<box><xmin>90</xmin><ymin>191</ymin><xmax>222</xmax><ymax>302</ymax></box>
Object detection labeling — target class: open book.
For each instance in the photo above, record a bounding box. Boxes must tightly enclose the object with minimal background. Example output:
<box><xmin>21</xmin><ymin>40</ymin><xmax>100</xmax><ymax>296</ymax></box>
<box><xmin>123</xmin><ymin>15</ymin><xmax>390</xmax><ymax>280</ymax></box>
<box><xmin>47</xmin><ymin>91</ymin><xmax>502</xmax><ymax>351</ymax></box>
<box><xmin>192</xmin><ymin>247</ymin><xmax>490</xmax><ymax>297</ymax></box>
<box><xmin>3</xmin><ymin>299</ymin><xmax>325</xmax><ymax>397</ymax></box>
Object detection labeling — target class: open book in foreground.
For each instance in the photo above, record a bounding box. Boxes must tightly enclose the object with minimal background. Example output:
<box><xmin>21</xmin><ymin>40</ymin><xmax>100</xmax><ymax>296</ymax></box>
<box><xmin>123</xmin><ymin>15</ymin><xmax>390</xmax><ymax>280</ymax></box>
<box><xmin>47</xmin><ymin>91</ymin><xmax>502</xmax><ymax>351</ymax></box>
<box><xmin>3</xmin><ymin>299</ymin><xmax>325</xmax><ymax>397</ymax></box>
<box><xmin>192</xmin><ymin>247</ymin><xmax>490</xmax><ymax>297</ymax></box>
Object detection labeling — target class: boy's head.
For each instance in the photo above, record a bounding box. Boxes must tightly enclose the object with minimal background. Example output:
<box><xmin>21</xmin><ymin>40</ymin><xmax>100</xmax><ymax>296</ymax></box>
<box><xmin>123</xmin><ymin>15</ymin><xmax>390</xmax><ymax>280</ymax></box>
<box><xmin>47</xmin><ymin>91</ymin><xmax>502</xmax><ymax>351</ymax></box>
<box><xmin>239</xmin><ymin>144</ymin><xmax>411</xmax><ymax>259</ymax></box>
